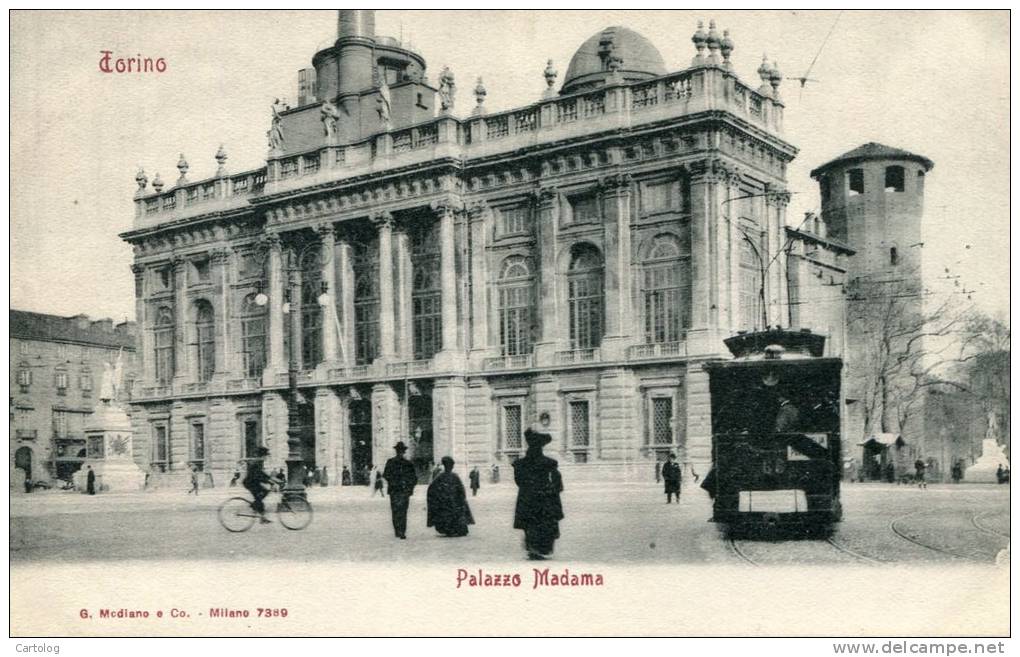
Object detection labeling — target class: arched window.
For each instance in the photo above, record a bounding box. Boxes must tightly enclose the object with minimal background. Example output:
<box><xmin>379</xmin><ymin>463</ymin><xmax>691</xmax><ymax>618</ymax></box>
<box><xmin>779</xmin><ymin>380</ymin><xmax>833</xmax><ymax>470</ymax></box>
<box><xmin>567</xmin><ymin>244</ymin><xmax>604</xmax><ymax>350</ymax></box>
<box><xmin>642</xmin><ymin>234</ymin><xmax>690</xmax><ymax>344</ymax></box>
<box><xmin>411</xmin><ymin>222</ymin><xmax>442</xmax><ymax>360</ymax></box>
<box><xmin>241</xmin><ymin>294</ymin><xmax>266</xmax><ymax>379</ymax></box>
<box><xmin>353</xmin><ymin>240</ymin><xmax>379</xmax><ymax>365</ymax></box>
<box><xmin>498</xmin><ymin>255</ymin><xmax>534</xmax><ymax>356</ymax></box>
<box><xmin>300</xmin><ymin>247</ymin><xmax>323</xmax><ymax>369</ymax></box>
<box><xmin>154</xmin><ymin>306</ymin><xmax>175</xmax><ymax>385</ymax></box>
<box><xmin>194</xmin><ymin>300</ymin><xmax>215</xmax><ymax>382</ymax></box>
<box><xmin>739</xmin><ymin>233</ymin><xmax>764</xmax><ymax>330</ymax></box>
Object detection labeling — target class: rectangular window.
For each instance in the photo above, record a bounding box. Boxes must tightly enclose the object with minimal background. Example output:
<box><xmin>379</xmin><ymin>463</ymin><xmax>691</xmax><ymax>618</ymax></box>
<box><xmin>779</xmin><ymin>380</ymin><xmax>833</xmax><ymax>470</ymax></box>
<box><xmin>19</xmin><ymin>341</ymin><xmax>30</xmax><ymax>355</ymax></box>
<box><xmin>569</xmin><ymin>400</ymin><xmax>590</xmax><ymax>448</ymax></box>
<box><xmin>652</xmin><ymin>397</ymin><xmax>674</xmax><ymax>445</ymax></box>
<box><xmin>643</xmin><ymin>181</ymin><xmax>677</xmax><ymax>214</ymax></box>
<box><xmin>241</xmin><ymin>417</ymin><xmax>262</xmax><ymax>460</ymax></box>
<box><xmin>53</xmin><ymin>410</ymin><xmax>69</xmax><ymax>437</ymax></box>
<box><xmin>885</xmin><ymin>166</ymin><xmax>905</xmax><ymax>192</ymax></box>
<box><xmin>55</xmin><ymin>371</ymin><xmax>68</xmax><ymax>395</ymax></box>
<box><xmin>847</xmin><ymin>168</ymin><xmax>864</xmax><ymax>196</ymax></box>
<box><xmin>568</xmin><ymin>194</ymin><xmax>600</xmax><ymax>224</ymax></box>
<box><xmin>190</xmin><ymin>422</ymin><xmax>206</xmax><ymax>470</ymax></box>
<box><xmin>497</xmin><ymin>205</ymin><xmax>531</xmax><ymax>236</ymax></box>
<box><xmin>498</xmin><ymin>284</ymin><xmax>532</xmax><ymax>357</ymax></box>
<box><xmin>57</xmin><ymin>343</ymin><xmax>68</xmax><ymax>360</ymax></box>
<box><xmin>739</xmin><ymin>236</ymin><xmax>763</xmax><ymax>330</ymax></box>
<box><xmin>17</xmin><ymin>368</ymin><xmax>32</xmax><ymax>388</ymax></box>
<box><xmin>241</xmin><ymin>316</ymin><xmax>266</xmax><ymax>379</ymax></box>
<box><xmin>154</xmin><ymin>326</ymin><xmax>175</xmax><ymax>385</ymax></box>
<box><xmin>280</xmin><ymin>158</ymin><xmax>298</xmax><ymax>179</ymax></box>
<box><xmin>152</xmin><ymin>424</ymin><xmax>170</xmax><ymax>471</ymax></box>
<box><xmin>193</xmin><ymin>259</ymin><xmax>211</xmax><ymax>282</ymax></box>
<box><xmin>502</xmin><ymin>404</ymin><xmax>523</xmax><ymax>453</ymax></box>
<box><xmin>303</xmin><ymin>153</ymin><xmax>320</xmax><ymax>175</ymax></box>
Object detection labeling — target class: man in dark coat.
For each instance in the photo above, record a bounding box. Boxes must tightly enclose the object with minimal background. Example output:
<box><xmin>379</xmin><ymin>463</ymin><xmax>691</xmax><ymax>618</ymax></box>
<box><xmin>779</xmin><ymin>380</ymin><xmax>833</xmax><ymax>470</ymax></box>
<box><xmin>86</xmin><ymin>466</ymin><xmax>96</xmax><ymax>495</ymax></box>
<box><xmin>427</xmin><ymin>456</ymin><xmax>475</xmax><ymax>537</ymax></box>
<box><xmin>513</xmin><ymin>429</ymin><xmax>564</xmax><ymax>560</ymax></box>
<box><xmin>243</xmin><ymin>447</ymin><xmax>274</xmax><ymax>523</ymax></box>
<box><xmin>662</xmin><ymin>453</ymin><xmax>681</xmax><ymax>504</ymax></box>
<box><xmin>383</xmin><ymin>441</ymin><xmax>417</xmax><ymax>539</ymax></box>
<box><xmin>468</xmin><ymin>467</ymin><xmax>481</xmax><ymax>496</ymax></box>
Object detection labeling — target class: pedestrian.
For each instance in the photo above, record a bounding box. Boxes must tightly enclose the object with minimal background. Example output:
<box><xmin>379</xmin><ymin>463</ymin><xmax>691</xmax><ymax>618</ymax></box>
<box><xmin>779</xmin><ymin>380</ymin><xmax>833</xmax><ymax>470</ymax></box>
<box><xmin>229</xmin><ymin>463</ymin><xmax>242</xmax><ymax>487</ymax></box>
<box><xmin>430</xmin><ymin>461</ymin><xmax>442</xmax><ymax>483</ymax></box>
<box><xmin>86</xmin><ymin>465</ymin><xmax>96</xmax><ymax>495</ymax></box>
<box><xmin>341</xmin><ymin>466</ymin><xmax>352</xmax><ymax>486</ymax></box>
<box><xmin>382</xmin><ymin>441</ymin><xmax>417</xmax><ymax>540</ymax></box>
<box><xmin>188</xmin><ymin>467</ymin><xmax>200</xmax><ymax>495</ymax></box>
<box><xmin>662</xmin><ymin>452</ymin><xmax>682</xmax><ymax>504</ymax></box>
<box><xmin>996</xmin><ymin>465</ymin><xmax>1005</xmax><ymax>484</ymax></box>
<box><xmin>320</xmin><ymin>466</ymin><xmax>328</xmax><ymax>487</ymax></box>
<box><xmin>373</xmin><ymin>468</ymin><xmax>385</xmax><ymax>497</ymax></box>
<box><xmin>513</xmin><ymin>428</ymin><xmax>564</xmax><ymax>560</ymax></box>
<box><xmin>914</xmin><ymin>459</ymin><xmax>927</xmax><ymax>489</ymax></box>
<box><xmin>469</xmin><ymin>466</ymin><xmax>480</xmax><ymax>497</ymax></box>
<box><xmin>243</xmin><ymin>446</ymin><xmax>274</xmax><ymax>524</ymax></box>
<box><xmin>491</xmin><ymin>464</ymin><xmax>500</xmax><ymax>484</ymax></box>
<box><xmin>427</xmin><ymin>456</ymin><xmax>475</xmax><ymax>537</ymax></box>
<box><xmin>951</xmin><ymin>460</ymin><xmax>963</xmax><ymax>484</ymax></box>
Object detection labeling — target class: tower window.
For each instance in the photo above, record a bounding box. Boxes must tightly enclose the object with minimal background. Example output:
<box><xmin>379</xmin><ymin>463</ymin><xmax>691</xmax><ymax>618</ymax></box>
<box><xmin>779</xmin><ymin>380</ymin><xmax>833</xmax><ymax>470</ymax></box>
<box><xmin>847</xmin><ymin>169</ymin><xmax>864</xmax><ymax>196</ymax></box>
<box><xmin>890</xmin><ymin>247</ymin><xmax>899</xmax><ymax>266</ymax></box>
<box><xmin>885</xmin><ymin>166</ymin><xmax>905</xmax><ymax>192</ymax></box>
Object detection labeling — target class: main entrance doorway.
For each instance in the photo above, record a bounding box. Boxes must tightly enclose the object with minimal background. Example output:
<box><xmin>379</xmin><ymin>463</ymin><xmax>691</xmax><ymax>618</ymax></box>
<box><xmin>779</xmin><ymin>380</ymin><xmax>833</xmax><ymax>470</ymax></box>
<box><xmin>15</xmin><ymin>446</ymin><xmax>32</xmax><ymax>481</ymax></box>
<box><xmin>349</xmin><ymin>399</ymin><xmax>372</xmax><ymax>485</ymax></box>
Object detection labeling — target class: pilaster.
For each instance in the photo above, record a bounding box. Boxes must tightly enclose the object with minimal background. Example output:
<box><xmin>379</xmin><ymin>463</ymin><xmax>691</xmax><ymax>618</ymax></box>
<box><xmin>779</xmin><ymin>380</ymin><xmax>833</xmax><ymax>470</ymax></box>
<box><xmin>335</xmin><ymin>238</ymin><xmax>356</xmax><ymax>366</ymax></box>
<box><xmin>171</xmin><ymin>254</ymin><xmax>189</xmax><ymax>383</ymax></box>
<box><xmin>392</xmin><ymin>227</ymin><xmax>413</xmax><ymax>361</ymax></box>
<box><xmin>600</xmin><ymin>173</ymin><xmax>634</xmax><ymax>360</ymax></box>
<box><xmin>371</xmin><ymin>383</ymin><xmax>401</xmax><ymax>469</ymax></box>
<box><xmin>261</xmin><ymin>391</ymin><xmax>289</xmax><ymax>473</ymax></box>
<box><xmin>466</xmin><ymin>203</ymin><xmax>492</xmax><ymax>365</ymax></box>
<box><xmin>684</xmin><ymin>362</ymin><xmax>712</xmax><ymax>472</ymax></box>
<box><xmin>314</xmin><ymin>386</ymin><xmax>344</xmax><ymax>485</ymax></box>
<box><xmin>464</xmin><ymin>377</ymin><xmax>494</xmax><ymax>467</ymax></box>
<box><xmin>533</xmin><ymin>186</ymin><xmax>561</xmax><ymax>363</ymax></box>
<box><xmin>432</xmin><ymin>377</ymin><xmax>467</xmax><ymax>470</ymax></box>
<box><xmin>597</xmin><ymin>367</ymin><xmax>637</xmax><ymax>461</ymax></box>
<box><xmin>531</xmin><ymin>374</ymin><xmax>562</xmax><ymax>462</ymax></box>
<box><xmin>431</xmin><ymin>199</ymin><xmax>461</xmax><ymax>367</ymax></box>
<box><xmin>131</xmin><ymin>264</ymin><xmax>152</xmax><ymax>383</ymax></box>
<box><xmin>765</xmin><ymin>184</ymin><xmax>792</xmax><ymax>327</ymax></box>
<box><xmin>687</xmin><ymin>158</ymin><xmax>729</xmax><ymax>353</ymax></box>
<box><xmin>211</xmin><ymin>247</ymin><xmax>232</xmax><ymax>377</ymax></box>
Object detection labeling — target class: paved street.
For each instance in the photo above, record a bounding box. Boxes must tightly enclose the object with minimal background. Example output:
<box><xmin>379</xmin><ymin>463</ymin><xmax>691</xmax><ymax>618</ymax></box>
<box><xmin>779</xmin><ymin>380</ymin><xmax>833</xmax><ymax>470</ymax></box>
<box><xmin>10</xmin><ymin>481</ymin><xmax>1009</xmax><ymax>565</ymax></box>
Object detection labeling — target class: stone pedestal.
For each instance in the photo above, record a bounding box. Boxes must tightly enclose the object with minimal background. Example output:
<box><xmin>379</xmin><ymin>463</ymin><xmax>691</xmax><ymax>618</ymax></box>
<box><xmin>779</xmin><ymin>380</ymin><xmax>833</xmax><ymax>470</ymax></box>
<box><xmin>965</xmin><ymin>439</ymin><xmax>1010</xmax><ymax>483</ymax></box>
<box><xmin>77</xmin><ymin>400</ymin><xmax>145</xmax><ymax>492</ymax></box>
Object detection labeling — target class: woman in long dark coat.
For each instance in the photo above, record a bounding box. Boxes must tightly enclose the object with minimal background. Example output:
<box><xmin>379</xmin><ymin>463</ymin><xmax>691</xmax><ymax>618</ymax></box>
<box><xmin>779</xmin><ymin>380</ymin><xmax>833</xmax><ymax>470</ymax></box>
<box><xmin>426</xmin><ymin>456</ymin><xmax>474</xmax><ymax>537</ymax></box>
<box><xmin>513</xmin><ymin>429</ymin><xmax>564</xmax><ymax>559</ymax></box>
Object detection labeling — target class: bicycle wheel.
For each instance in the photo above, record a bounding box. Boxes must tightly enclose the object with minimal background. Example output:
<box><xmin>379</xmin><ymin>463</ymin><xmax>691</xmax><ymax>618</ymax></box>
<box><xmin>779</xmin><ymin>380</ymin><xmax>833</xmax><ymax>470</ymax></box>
<box><xmin>219</xmin><ymin>497</ymin><xmax>257</xmax><ymax>533</ymax></box>
<box><xmin>276</xmin><ymin>496</ymin><xmax>313</xmax><ymax>530</ymax></box>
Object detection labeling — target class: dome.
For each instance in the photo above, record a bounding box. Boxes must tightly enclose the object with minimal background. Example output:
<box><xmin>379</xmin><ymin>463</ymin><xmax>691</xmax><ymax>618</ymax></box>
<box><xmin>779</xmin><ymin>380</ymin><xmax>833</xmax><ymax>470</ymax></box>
<box><xmin>561</xmin><ymin>26</ymin><xmax>667</xmax><ymax>95</ymax></box>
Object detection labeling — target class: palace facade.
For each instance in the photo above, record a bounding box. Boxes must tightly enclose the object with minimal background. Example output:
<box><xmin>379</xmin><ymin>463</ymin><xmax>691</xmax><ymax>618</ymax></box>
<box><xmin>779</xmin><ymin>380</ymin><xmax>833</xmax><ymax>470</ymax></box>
<box><xmin>121</xmin><ymin>11</ymin><xmax>849</xmax><ymax>485</ymax></box>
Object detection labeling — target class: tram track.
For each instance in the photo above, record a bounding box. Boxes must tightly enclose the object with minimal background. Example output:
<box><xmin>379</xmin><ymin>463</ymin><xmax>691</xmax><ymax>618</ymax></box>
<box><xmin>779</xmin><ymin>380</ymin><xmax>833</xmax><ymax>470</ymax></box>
<box><xmin>971</xmin><ymin>511</ymin><xmax>1010</xmax><ymax>540</ymax></box>
<box><xmin>887</xmin><ymin>509</ymin><xmax>1005</xmax><ymax>561</ymax></box>
<box><xmin>727</xmin><ymin>538</ymin><xmax>759</xmax><ymax>566</ymax></box>
<box><xmin>824</xmin><ymin>536</ymin><xmax>884</xmax><ymax>564</ymax></box>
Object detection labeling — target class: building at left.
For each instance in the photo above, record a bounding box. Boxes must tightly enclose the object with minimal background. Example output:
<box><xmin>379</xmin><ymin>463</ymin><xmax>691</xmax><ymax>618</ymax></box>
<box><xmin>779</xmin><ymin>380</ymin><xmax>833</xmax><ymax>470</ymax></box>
<box><xmin>9</xmin><ymin>311</ymin><xmax>137</xmax><ymax>488</ymax></box>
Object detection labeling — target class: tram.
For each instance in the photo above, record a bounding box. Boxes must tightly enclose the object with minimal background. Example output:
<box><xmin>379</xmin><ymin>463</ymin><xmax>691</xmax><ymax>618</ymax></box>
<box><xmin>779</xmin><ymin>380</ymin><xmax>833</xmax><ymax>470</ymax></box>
<box><xmin>702</xmin><ymin>328</ymin><xmax>843</xmax><ymax>533</ymax></box>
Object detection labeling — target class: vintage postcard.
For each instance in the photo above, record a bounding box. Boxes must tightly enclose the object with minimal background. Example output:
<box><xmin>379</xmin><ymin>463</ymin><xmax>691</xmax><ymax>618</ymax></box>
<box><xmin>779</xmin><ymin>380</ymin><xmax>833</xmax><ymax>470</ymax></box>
<box><xmin>8</xmin><ymin>9</ymin><xmax>1010</xmax><ymax>640</ymax></box>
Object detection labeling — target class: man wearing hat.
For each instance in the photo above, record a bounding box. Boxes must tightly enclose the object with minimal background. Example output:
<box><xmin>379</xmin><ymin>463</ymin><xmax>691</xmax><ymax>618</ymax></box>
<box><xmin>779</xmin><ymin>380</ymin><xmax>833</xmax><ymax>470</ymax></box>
<box><xmin>662</xmin><ymin>452</ymin><xmax>681</xmax><ymax>504</ymax></box>
<box><xmin>513</xmin><ymin>428</ymin><xmax>564</xmax><ymax>560</ymax></box>
<box><xmin>242</xmin><ymin>446</ymin><xmax>274</xmax><ymax>524</ymax></box>
<box><xmin>382</xmin><ymin>441</ymin><xmax>417</xmax><ymax>539</ymax></box>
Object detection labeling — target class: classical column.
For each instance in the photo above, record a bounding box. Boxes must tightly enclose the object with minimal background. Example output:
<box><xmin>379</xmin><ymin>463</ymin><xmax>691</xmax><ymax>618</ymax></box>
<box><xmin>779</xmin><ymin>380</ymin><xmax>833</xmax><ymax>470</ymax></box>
<box><xmin>371</xmin><ymin>382</ymin><xmax>401</xmax><ymax>469</ymax></box>
<box><xmin>317</xmin><ymin>223</ymin><xmax>338</xmax><ymax>363</ymax></box>
<box><xmin>765</xmin><ymin>184</ymin><xmax>792</xmax><ymax>327</ymax></box>
<box><xmin>392</xmin><ymin>225</ymin><xmax>413</xmax><ymax>360</ymax></box>
<box><xmin>211</xmin><ymin>247</ymin><xmax>232</xmax><ymax>376</ymax></box>
<box><xmin>335</xmin><ymin>236</ymin><xmax>356</xmax><ymax>367</ymax></box>
<box><xmin>266</xmin><ymin>234</ymin><xmax>286</xmax><ymax>380</ymax></box>
<box><xmin>130</xmin><ymin>264</ymin><xmax>152</xmax><ymax>383</ymax></box>
<box><xmin>687</xmin><ymin>158</ymin><xmax>726</xmax><ymax>354</ymax></box>
<box><xmin>600</xmin><ymin>173</ymin><xmax>634</xmax><ymax>359</ymax></box>
<box><xmin>533</xmin><ymin>186</ymin><xmax>560</xmax><ymax>363</ymax></box>
<box><xmin>720</xmin><ymin>171</ymin><xmax>743</xmax><ymax>335</ymax></box>
<box><xmin>467</xmin><ymin>202</ymin><xmax>491</xmax><ymax>362</ymax></box>
<box><xmin>261</xmin><ymin>391</ymin><xmax>289</xmax><ymax>473</ymax></box>
<box><xmin>431</xmin><ymin>199</ymin><xmax>460</xmax><ymax>357</ymax></box>
<box><xmin>373</xmin><ymin>212</ymin><xmax>396</xmax><ymax>361</ymax></box>
<box><xmin>314</xmin><ymin>386</ymin><xmax>344</xmax><ymax>484</ymax></box>
<box><xmin>171</xmin><ymin>254</ymin><xmax>189</xmax><ymax>382</ymax></box>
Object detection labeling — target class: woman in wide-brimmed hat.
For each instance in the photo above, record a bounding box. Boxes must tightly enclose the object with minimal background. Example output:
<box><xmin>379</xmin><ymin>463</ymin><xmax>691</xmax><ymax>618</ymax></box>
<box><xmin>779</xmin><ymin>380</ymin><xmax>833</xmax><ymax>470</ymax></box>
<box><xmin>512</xmin><ymin>428</ymin><xmax>564</xmax><ymax>559</ymax></box>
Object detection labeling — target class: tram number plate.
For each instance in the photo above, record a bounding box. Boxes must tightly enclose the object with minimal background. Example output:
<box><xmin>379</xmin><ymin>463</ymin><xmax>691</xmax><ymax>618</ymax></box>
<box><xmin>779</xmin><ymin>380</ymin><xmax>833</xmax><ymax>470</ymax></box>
<box><xmin>787</xmin><ymin>433</ymin><xmax>828</xmax><ymax>461</ymax></box>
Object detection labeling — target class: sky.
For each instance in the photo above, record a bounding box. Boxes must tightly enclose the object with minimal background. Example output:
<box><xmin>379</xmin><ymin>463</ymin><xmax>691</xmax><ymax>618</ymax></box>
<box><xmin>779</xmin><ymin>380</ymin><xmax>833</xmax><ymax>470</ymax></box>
<box><xmin>9</xmin><ymin>10</ymin><xmax>1010</xmax><ymax>323</ymax></box>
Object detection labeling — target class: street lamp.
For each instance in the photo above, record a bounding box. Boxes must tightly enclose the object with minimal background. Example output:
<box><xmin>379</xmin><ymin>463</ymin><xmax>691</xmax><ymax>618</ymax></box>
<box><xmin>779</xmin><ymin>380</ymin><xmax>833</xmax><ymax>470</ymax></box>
<box><xmin>253</xmin><ymin>233</ymin><xmax>334</xmax><ymax>501</ymax></box>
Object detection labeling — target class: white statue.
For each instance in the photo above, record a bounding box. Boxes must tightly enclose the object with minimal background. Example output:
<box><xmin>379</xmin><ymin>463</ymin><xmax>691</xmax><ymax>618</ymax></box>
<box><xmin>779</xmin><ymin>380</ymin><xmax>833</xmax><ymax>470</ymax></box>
<box><xmin>377</xmin><ymin>79</ymin><xmax>392</xmax><ymax>128</ymax></box>
<box><xmin>268</xmin><ymin>98</ymin><xmax>286</xmax><ymax>151</ymax></box>
<box><xmin>321</xmin><ymin>99</ymin><xmax>340</xmax><ymax>140</ymax></box>
<box><xmin>99</xmin><ymin>362</ymin><xmax>116</xmax><ymax>402</ymax></box>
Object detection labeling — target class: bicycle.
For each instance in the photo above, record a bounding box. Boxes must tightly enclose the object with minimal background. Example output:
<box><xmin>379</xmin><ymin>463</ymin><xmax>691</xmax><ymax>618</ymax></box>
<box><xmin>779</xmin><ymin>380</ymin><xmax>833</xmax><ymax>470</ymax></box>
<box><xmin>218</xmin><ymin>485</ymin><xmax>313</xmax><ymax>532</ymax></box>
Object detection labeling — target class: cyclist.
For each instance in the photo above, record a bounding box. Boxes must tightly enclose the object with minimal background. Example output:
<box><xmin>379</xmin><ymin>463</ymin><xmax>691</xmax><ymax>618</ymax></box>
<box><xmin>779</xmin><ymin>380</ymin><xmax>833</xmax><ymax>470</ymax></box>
<box><xmin>243</xmin><ymin>446</ymin><xmax>274</xmax><ymax>524</ymax></box>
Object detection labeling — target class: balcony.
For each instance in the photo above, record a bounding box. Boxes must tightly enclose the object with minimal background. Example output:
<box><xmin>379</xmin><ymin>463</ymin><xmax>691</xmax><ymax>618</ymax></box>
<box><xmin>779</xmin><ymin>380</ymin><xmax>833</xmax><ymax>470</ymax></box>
<box><xmin>15</xmin><ymin>429</ymin><xmax>37</xmax><ymax>441</ymax></box>
<box><xmin>387</xmin><ymin>360</ymin><xmax>433</xmax><ymax>377</ymax></box>
<box><xmin>555</xmin><ymin>348</ymin><xmax>601</xmax><ymax>365</ymax></box>
<box><xmin>225</xmin><ymin>378</ymin><xmax>260</xmax><ymax>392</ymax></box>
<box><xmin>627</xmin><ymin>341</ymin><xmax>687</xmax><ymax>361</ymax></box>
<box><xmin>483</xmin><ymin>354</ymin><xmax>534</xmax><ymax>372</ymax></box>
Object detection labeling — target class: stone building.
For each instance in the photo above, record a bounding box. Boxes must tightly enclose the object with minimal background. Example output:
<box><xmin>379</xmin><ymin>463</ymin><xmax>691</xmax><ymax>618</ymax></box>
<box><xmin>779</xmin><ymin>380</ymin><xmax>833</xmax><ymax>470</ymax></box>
<box><xmin>120</xmin><ymin>11</ymin><xmax>846</xmax><ymax>485</ymax></box>
<box><xmin>9</xmin><ymin>310</ymin><xmax>137</xmax><ymax>487</ymax></box>
<box><xmin>811</xmin><ymin>143</ymin><xmax>935</xmax><ymax>479</ymax></box>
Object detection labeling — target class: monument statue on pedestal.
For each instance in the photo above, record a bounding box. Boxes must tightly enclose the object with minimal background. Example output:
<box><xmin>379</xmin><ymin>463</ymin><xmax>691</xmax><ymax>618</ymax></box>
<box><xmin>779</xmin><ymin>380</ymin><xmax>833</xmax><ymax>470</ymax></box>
<box><xmin>73</xmin><ymin>356</ymin><xmax>145</xmax><ymax>493</ymax></box>
<box><xmin>964</xmin><ymin>411</ymin><xmax>1010</xmax><ymax>483</ymax></box>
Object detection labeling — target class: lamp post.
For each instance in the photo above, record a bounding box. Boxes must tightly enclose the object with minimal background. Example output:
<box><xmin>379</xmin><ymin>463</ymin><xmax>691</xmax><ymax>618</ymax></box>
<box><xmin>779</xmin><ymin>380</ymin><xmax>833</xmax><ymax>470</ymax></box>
<box><xmin>253</xmin><ymin>232</ymin><xmax>333</xmax><ymax>501</ymax></box>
